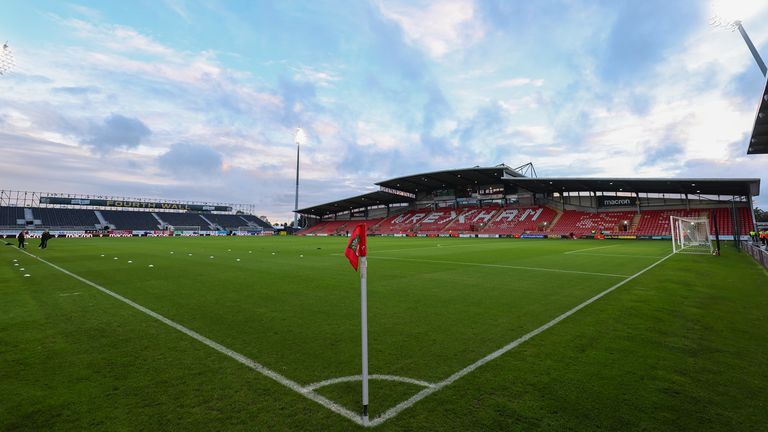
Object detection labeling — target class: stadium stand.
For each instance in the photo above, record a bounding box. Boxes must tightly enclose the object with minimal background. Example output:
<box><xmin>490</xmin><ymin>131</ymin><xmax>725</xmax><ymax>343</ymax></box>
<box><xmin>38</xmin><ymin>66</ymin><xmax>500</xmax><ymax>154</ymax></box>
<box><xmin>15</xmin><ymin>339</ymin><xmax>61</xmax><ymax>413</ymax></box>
<box><xmin>296</xmin><ymin>166</ymin><xmax>759</xmax><ymax>240</ymax></box>
<box><xmin>375</xmin><ymin>208</ymin><xmax>432</xmax><ymax>234</ymax></box>
<box><xmin>100</xmin><ymin>210</ymin><xmax>161</xmax><ymax>230</ymax></box>
<box><xmin>359</xmin><ymin>218</ymin><xmax>384</xmax><ymax>231</ymax></box>
<box><xmin>239</xmin><ymin>214</ymin><xmax>274</xmax><ymax>229</ymax></box>
<box><xmin>632</xmin><ymin>209</ymin><xmax>701</xmax><ymax>236</ymax></box>
<box><xmin>549</xmin><ymin>210</ymin><xmax>636</xmax><ymax>236</ymax></box>
<box><xmin>306</xmin><ymin>220</ymin><xmax>349</xmax><ymax>235</ymax></box>
<box><xmin>483</xmin><ymin>206</ymin><xmax>557</xmax><ymax>235</ymax></box>
<box><xmin>158</xmin><ymin>212</ymin><xmax>209</xmax><ymax>229</ymax></box>
<box><xmin>32</xmin><ymin>207</ymin><xmax>100</xmax><ymax>229</ymax></box>
<box><xmin>414</xmin><ymin>208</ymin><xmax>459</xmax><ymax>233</ymax></box>
<box><xmin>0</xmin><ymin>206</ymin><xmax>25</xmax><ymax>227</ymax></box>
<box><xmin>204</xmin><ymin>214</ymin><xmax>256</xmax><ymax>230</ymax></box>
<box><xmin>444</xmin><ymin>206</ymin><xmax>501</xmax><ymax>232</ymax></box>
<box><xmin>301</xmin><ymin>218</ymin><xmax>386</xmax><ymax>235</ymax></box>
<box><xmin>709</xmin><ymin>207</ymin><xmax>754</xmax><ymax>235</ymax></box>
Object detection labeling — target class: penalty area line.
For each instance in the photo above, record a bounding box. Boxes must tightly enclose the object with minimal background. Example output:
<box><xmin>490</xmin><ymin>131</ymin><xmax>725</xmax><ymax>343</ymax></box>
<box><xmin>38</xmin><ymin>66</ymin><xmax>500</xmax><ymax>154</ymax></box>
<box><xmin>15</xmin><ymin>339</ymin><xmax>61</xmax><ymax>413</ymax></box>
<box><xmin>371</xmin><ymin>256</ymin><xmax>629</xmax><ymax>278</ymax></box>
<box><xmin>564</xmin><ymin>245</ymin><xmax>619</xmax><ymax>254</ymax></box>
<box><xmin>368</xmin><ymin>251</ymin><xmax>676</xmax><ymax>427</ymax></box>
<box><xmin>16</xmin><ymin>249</ymin><xmax>365</xmax><ymax>426</ymax></box>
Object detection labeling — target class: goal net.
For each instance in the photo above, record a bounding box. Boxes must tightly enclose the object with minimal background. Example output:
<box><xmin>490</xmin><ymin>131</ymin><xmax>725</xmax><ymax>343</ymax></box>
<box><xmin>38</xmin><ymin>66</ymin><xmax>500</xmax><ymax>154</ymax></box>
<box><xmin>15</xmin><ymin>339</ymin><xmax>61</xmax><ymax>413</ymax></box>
<box><xmin>235</xmin><ymin>226</ymin><xmax>263</xmax><ymax>235</ymax></box>
<box><xmin>670</xmin><ymin>216</ymin><xmax>712</xmax><ymax>254</ymax></box>
<box><xmin>172</xmin><ymin>226</ymin><xmax>201</xmax><ymax>236</ymax></box>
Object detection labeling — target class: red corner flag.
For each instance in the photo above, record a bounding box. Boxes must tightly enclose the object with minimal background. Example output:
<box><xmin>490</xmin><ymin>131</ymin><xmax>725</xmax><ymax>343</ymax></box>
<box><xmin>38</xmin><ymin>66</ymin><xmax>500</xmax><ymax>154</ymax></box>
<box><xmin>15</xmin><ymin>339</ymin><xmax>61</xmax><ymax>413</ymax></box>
<box><xmin>344</xmin><ymin>223</ymin><xmax>367</xmax><ymax>271</ymax></box>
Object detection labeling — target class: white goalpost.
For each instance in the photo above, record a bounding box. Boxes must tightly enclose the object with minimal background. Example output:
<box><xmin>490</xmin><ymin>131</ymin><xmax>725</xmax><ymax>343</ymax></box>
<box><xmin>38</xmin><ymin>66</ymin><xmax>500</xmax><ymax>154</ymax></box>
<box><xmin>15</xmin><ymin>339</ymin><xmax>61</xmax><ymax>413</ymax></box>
<box><xmin>670</xmin><ymin>216</ymin><xmax>713</xmax><ymax>254</ymax></box>
<box><xmin>172</xmin><ymin>225</ymin><xmax>201</xmax><ymax>235</ymax></box>
<box><xmin>235</xmin><ymin>226</ymin><xmax>262</xmax><ymax>235</ymax></box>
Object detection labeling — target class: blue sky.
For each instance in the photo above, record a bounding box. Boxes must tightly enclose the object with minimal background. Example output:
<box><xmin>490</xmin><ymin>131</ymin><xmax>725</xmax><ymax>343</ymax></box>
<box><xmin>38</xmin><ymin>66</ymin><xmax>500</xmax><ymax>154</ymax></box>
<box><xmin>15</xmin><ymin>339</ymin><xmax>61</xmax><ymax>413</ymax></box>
<box><xmin>1</xmin><ymin>0</ymin><xmax>767</xmax><ymax>222</ymax></box>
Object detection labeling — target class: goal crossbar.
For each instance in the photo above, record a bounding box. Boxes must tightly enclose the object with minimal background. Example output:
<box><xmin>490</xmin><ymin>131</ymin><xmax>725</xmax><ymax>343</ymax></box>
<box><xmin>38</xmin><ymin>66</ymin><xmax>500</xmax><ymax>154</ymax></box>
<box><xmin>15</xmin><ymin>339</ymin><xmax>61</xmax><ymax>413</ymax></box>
<box><xmin>671</xmin><ymin>216</ymin><xmax>713</xmax><ymax>255</ymax></box>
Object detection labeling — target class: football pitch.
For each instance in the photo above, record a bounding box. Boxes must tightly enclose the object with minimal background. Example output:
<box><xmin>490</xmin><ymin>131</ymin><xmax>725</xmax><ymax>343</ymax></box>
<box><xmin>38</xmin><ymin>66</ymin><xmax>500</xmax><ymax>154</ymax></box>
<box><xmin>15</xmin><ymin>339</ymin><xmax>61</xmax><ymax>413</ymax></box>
<box><xmin>1</xmin><ymin>236</ymin><xmax>767</xmax><ymax>431</ymax></box>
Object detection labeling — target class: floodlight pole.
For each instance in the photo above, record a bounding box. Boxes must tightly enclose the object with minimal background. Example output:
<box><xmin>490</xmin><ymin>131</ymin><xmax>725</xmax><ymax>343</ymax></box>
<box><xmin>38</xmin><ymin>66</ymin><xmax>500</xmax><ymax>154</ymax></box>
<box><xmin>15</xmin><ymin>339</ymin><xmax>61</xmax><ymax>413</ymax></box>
<box><xmin>734</xmin><ymin>21</ymin><xmax>767</xmax><ymax>77</ymax></box>
<box><xmin>293</xmin><ymin>128</ymin><xmax>302</xmax><ymax>229</ymax></box>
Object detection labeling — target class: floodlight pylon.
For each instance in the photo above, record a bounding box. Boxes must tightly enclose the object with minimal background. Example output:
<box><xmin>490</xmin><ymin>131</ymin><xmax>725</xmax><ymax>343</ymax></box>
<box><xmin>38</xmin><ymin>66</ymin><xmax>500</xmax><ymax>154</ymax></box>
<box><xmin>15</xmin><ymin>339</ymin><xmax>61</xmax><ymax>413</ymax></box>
<box><xmin>0</xmin><ymin>42</ymin><xmax>14</xmax><ymax>75</ymax></box>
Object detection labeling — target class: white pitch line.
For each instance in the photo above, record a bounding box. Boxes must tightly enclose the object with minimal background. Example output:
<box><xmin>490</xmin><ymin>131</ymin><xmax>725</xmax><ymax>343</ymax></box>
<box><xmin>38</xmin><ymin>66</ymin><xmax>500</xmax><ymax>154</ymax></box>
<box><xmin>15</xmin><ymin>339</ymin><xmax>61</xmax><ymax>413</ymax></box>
<box><xmin>373</xmin><ymin>242</ymin><xmax>518</xmax><ymax>254</ymax></box>
<box><xmin>564</xmin><ymin>245</ymin><xmax>619</xmax><ymax>254</ymax></box>
<box><xmin>16</xmin><ymin>249</ymin><xmax>364</xmax><ymax>426</ymax></box>
<box><xmin>367</xmin><ymin>251</ymin><xmax>675</xmax><ymax>426</ymax></box>
<box><xmin>58</xmin><ymin>292</ymin><xmax>82</xmax><ymax>296</ymax></box>
<box><xmin>567</xmin><ymin>252</ymin><xmax>666</xmax><ymax>259</ymax></box>
<box><xmin>305</xmin><ymin>374</ymin><xmax>435</xmax><ymax>392</ymax></box>
<box><xmin>328</xmin><ymin>242</ymin><xmax>519</xmax><ymax>257</ymax></box>
<box><xmin>372</xmin><ymin>256</ymin><xmax>629</xmax><ymax>278</ymax></box>
<box><xmin>15</xmin><ymin>245</ymin><xmax>675</xmax><ymax>427</ymax></box>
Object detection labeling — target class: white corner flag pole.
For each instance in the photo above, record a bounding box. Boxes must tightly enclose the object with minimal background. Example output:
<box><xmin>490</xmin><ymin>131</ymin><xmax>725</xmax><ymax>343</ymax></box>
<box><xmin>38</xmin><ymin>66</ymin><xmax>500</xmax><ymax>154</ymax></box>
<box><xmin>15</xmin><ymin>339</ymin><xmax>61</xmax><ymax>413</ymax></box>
<box><xmin>360</xmin><ymin>255</ymin><xmax>369</xmax><ymax>424</ymax></box>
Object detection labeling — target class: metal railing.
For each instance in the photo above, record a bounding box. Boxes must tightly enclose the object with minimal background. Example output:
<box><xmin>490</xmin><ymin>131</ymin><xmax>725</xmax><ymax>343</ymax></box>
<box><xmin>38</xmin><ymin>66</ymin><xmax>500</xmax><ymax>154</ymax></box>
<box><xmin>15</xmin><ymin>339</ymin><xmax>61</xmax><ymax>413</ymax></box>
<box><xmin>741</xmin><ymin>241</ymin><xmax>768</xmax><ymax>270</ymax></box>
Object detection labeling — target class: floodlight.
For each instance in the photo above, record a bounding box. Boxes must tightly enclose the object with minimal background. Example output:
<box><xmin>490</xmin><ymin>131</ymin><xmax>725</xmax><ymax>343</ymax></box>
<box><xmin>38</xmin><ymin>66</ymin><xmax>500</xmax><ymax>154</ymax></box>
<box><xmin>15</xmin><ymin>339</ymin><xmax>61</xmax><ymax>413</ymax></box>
<box><xmin>0</xmin><ymin>42</ymin><xmax>14</xmax><ymax>75</ymax></box>
<box><xmin>295</xmin><ymin>127</ymin><xmax>307</xmax><ymax>145</ymax></box>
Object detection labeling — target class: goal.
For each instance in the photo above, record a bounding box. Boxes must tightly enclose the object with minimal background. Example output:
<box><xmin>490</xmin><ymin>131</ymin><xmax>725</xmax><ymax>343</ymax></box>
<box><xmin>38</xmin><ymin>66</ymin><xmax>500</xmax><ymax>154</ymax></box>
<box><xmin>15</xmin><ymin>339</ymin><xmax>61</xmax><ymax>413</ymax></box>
<box><xmin>670</xmin><ymin>216</ymin><xmax>712</xmax><ymax>254</ymax></box>
<box><xmin>235</xmin><ymin>226</ymin><xmax>263</xmax><ymax>235</ymax></box>
<box><xmin>172</xmin><ymin>226</ymin><xmax>201</xmax><ymax>236</ymax></box>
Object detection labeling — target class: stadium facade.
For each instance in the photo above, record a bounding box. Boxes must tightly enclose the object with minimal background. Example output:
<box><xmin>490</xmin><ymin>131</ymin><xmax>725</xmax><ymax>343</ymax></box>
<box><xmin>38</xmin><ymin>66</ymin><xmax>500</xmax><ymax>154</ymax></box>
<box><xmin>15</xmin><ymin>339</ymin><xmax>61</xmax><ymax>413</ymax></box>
<box><xmin>295</xmin><ymin>164</ymin><xmax>760</xmax><ymax>241</ymax></box>
<box><xmin>0</xmin><ymin>190</ymin><xmax>274</xmax><ymax>237</ymax></box>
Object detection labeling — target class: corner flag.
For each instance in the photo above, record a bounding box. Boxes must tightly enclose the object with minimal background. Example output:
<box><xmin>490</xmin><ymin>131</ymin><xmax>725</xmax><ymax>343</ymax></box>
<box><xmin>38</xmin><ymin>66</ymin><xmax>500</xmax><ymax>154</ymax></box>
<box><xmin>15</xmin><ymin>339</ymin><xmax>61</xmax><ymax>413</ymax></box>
<box><xmin>343</xmin><ymin>223</ymin><xmax>370</xmax><ymax>423</ymax></box>
<box><xmin>344</xmin><ymin>223</ymin><xmax>367</xmax><ymax>271</ymax></box>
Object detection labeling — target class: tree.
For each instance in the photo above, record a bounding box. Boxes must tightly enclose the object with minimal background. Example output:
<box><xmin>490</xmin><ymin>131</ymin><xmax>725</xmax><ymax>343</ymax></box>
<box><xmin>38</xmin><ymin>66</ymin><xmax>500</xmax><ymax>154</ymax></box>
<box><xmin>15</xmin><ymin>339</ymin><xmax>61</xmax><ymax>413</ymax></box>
<box><xmin>755</xmin><ymin>207</ymin><xmax>768</xmax><ymax>222</ymax></box>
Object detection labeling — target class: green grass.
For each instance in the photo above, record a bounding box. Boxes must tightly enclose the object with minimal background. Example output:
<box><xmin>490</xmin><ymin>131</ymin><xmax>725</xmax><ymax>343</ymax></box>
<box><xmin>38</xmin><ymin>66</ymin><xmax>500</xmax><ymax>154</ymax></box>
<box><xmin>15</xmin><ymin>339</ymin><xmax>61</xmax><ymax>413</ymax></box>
<box><xmin>1</xmin><ymin>236</ymin><xmax>766</xmax><ymax>431</ymax></box>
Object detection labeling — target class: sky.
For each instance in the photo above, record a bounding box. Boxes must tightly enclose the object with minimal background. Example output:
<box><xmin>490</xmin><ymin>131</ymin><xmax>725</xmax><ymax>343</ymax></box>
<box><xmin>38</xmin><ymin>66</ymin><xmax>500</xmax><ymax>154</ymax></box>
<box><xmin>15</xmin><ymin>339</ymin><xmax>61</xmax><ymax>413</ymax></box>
<box><xmin>1</xmin><ymin>0</ymin><xmax>767</xmax><ymax>223</ymax></box>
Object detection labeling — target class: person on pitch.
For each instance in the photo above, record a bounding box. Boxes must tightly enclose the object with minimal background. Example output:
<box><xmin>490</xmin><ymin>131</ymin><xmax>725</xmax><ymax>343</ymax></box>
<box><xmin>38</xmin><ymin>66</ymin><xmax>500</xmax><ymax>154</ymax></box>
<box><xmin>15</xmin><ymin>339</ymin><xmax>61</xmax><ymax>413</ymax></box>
<box><xmin>39</xmin><ymin>230</ymin><xmax>52</xmax><ymax>249</ymax></box>
<box><xmin>17</xmin><ymin>230</ymin><xmax>26</xmax><ymax>249</ymax></box>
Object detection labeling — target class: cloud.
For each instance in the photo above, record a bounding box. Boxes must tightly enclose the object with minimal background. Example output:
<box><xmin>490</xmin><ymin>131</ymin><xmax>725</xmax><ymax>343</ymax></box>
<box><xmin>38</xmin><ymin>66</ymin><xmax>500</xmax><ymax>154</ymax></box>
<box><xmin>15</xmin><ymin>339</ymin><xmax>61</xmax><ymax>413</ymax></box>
<box><xmin>60</xmin><ymin>18</ymin><xmax>177</xmax><ymax>57</ymax></box>
<box><xmin>375</xmin><ymin>0</ymin><xmax>485</xmax><ymax>58</ymax></box>
<box><xmin>495</xmin><ymin>78</ymin><xmax>544</xmax><ymax>88</ymax></box>
<box><xmin>598</xmin><ymin>0</ymin><xmax>704</xmax><ymax>82</ymax></box>
<box><xmin>277</xmin><ymin>76</ymin><xmax>318</xmax><ymax>127</ymax></box>
<box><xmin>51</xmin><ymin>86</ymin><xmax>100</xmax><ymax>96</ymax></box>
<box><xmin>640</xmin><ymin>118</ymin><xmax>691</xmax><ymax>167</ymax></box>
<box><xmin>3</xmin><ymin>0</ymin><xmax>767</xmax><ymax>219</ymax></box>
<box><xmin>164</xmin><ymin>0</ymin><xmax>191</xmax><ymax>23</ymax></box>
<box><xmin>291</xmin><ymin>65</ymin><xmax>340</xmax><ymax>88</ymax></box>
<box><xmin>157</xmin><ymin>143</ymin><xmax>224</xmax><ymax>178</ymax></box>
<box><xmin>725</xmin><ymin>63</ymin><xmax>767</xmax><ymax>106</ymax></box>
<box><xmin>82</xmin><ymin>114</ymin><xmax>151</xmax><ymax>154</ymax></box>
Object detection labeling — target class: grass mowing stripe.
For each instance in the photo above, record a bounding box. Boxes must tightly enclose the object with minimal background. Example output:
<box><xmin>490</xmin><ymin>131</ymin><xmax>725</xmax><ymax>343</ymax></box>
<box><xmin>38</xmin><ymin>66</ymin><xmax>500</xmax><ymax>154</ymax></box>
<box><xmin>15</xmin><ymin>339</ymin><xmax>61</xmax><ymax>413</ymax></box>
<box><xmin>16</xmin><ymin>248</ymin><xmax>365</xmax><ymax>427</ymax></box>
<box><xmin>373</xmin><ymin>242</ymin><xmax>525</xmax><ymax>253</ymax></box>
<box><xmin>566</xmin><ymin>252</ymin><xmax>666</xmax><ymax>258</ymax></box>
<box><xmin>371</xmin><ymin>256</ymin><xmax>630</xmax><ymax>278</ymax></box>
<box><xmin>368</xmin><ymin>251</ymin><xmax>676</xmax><ymax>427</ymax></box>
<box><xmin>564</xmin><ymin>245</ymin><xmax>620</xmax><ymax>254</ymax></box>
